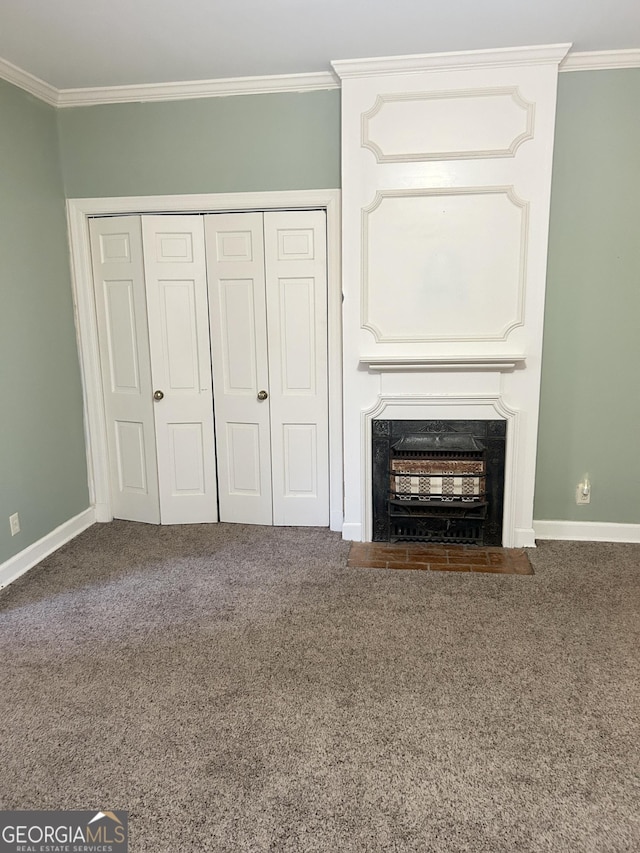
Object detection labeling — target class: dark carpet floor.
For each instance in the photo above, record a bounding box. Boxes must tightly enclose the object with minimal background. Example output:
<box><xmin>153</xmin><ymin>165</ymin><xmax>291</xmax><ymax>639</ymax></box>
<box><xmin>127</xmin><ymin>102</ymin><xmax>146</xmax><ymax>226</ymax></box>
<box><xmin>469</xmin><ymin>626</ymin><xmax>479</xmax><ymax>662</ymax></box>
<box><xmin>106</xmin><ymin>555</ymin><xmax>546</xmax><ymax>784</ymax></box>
<box><xmin>0</xmin><ymin>522</ymin><xmax>638</xmax><ymax>852</ymax></box>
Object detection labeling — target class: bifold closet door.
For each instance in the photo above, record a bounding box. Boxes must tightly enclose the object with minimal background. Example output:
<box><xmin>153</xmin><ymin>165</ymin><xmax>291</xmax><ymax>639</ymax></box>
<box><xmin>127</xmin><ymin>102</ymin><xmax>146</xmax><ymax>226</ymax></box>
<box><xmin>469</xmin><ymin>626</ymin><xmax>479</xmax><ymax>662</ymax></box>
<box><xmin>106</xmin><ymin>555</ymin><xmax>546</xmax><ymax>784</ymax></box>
<box><xmin>90</xmin><ymin>215</ymin><xmax>217</xmax><ymax>525</ymax></box>
<box><xmin>141</xmin><ymin>215</ymin><xmax>218</xmax><ymax>524</ymax></box>
<box><xmin>205</xmin><ymin>213</ymin><xmax>273</xmax><ymax>524</ymax></box>
<box><xmin>263</xmin><ymin>210</ymin><xmax>329</xmax><ymax>526</ymax></box>
<box><xmin>89</xmin><ymin>216</ymin><xmax>160</xmax><ymax>524</ymax></box>
<box><xmin>205</xmin><ymin>210</ymin><xmax>329</xmax><ymax>526</ymax></box>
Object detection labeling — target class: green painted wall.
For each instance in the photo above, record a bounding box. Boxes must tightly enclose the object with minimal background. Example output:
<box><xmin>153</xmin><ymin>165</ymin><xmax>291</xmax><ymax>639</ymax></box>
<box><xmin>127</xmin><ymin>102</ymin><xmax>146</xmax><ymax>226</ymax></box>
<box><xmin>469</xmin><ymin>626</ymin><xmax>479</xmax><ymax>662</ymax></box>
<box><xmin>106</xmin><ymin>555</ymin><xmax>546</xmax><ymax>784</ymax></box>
<box><xmin>57</xmin><ymin>89</ymin><xmax>341</xmax><ymax>198</ymax></box>
<box><xmin>0</xmin><ymin>79</ymin><xmax>89</xmax><ymax>565</ymax></box>
<box><xmin>534</xmin><ymin>69</ymin><xmax>640</xmax><ymax>522</ymax></box>
<box><xmin>53</xmin><ymin>73</ymin><xmax>640</xmax><ymax>526</ymax></box>
<box><xmin>3</xmin><ymin>70</ymin><xmax>636</xmax><ymax>552</ymax></box>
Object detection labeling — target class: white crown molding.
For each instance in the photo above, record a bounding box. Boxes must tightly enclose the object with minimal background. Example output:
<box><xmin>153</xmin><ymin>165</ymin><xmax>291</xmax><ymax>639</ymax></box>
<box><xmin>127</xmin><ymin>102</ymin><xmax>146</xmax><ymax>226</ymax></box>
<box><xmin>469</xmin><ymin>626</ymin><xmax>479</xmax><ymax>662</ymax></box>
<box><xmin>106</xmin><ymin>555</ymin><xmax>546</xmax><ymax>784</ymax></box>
<box><xmin>534</xmin><ymin>519</ymin><xmax>640</xmax><ymax>543</ymax></box>
<box><xmin>332</xmin><ymin>44</ymin><xmax>572</xmax><ymax>79</ymax></box>
<box><xmin>56</xmin><ymin>71</ymin><xmax>339</xmax><ymax>108</ymax></box>
<box><xmin>560</xmin><ymin>49</ymin><xmax>640</xmax><ymax>72</ymax></box>
<box><xmin>0</xmin><ymin>55</ymin><xmax>58</xmax><ymax>106</ymax></box>
<box><xmin>359</xmin><ymin>355</ymin><xmax>526</xmax><ymax>371</ymax></box>
<box><xmin>2</xmin><ymin>49</ymin><xmax>640</xmax><ymax>109</ymax></box>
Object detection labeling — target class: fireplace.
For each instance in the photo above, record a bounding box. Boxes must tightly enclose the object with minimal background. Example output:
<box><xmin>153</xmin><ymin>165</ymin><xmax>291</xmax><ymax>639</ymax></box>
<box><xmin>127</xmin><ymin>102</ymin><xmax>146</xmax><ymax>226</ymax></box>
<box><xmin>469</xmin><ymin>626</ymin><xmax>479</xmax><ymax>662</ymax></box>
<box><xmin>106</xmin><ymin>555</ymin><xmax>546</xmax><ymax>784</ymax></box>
<box><xmin>372</xmin><ymin>419</ymin><xmax>506</xmax><ymax>546</ymax></box>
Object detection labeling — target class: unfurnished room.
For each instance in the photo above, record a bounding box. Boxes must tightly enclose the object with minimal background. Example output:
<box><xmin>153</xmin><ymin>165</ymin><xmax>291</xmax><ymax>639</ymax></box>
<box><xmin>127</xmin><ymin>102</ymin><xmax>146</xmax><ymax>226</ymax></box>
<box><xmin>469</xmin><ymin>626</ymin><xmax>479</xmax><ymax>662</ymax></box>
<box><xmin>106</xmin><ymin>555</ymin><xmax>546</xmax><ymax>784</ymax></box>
<box><xmin>0</xmin><ymin>1</ymin><xmax>639</xmax><ymax>851</ymax></box>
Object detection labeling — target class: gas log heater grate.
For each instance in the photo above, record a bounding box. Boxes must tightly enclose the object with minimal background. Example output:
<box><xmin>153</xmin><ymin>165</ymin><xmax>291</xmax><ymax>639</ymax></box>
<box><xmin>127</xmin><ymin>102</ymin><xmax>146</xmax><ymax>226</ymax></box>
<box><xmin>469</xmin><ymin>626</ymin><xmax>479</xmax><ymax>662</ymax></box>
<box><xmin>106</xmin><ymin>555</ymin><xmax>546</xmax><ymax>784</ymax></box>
<box><xmin>372</xmin><ymin>420</ymin><xmax>506</xmax><ymax>545</ymax></box>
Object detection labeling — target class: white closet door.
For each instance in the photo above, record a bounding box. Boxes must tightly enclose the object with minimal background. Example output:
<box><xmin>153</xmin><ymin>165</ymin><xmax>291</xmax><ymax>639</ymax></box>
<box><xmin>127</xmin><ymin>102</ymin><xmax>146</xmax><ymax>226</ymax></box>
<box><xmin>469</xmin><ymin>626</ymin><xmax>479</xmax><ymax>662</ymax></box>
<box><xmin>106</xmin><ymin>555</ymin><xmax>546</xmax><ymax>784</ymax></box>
<box><xmin>204</xmin><ymin>213</ymin><xmax>273</xmax><ymax>524</ymax></box>
<box><xmin>141</xmin><ymin>215</ymin><xmax>218</xmax><ymax>524</ymax></box>
<box><xmin>264</xmin><ymin>211</ymin><xmax>329</xmax><ymax>526</ymax></box>
<box><xmin>89</xmin><ymin>216</ymin><xmax>160</xmax><ymax>524</ymax></box>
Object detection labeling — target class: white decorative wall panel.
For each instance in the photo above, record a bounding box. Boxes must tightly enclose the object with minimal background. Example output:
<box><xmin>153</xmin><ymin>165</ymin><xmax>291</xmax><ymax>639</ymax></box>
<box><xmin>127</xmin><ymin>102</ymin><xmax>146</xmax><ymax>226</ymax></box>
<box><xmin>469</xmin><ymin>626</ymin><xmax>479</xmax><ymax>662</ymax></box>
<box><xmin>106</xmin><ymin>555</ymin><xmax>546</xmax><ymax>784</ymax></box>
<box><xmin>333</xmin><ymin>45</ymin><xmax>570</xmax><ymax>545</ymax></box>
<box><xmin>362</xmin><ymin>88</ymin><xmax>534</xmax><ymax>162</ymax></box>
<box><xmin>362</xmin><ymin>187</ymin><xmax>528</xmax><ymax>342</ymax></box>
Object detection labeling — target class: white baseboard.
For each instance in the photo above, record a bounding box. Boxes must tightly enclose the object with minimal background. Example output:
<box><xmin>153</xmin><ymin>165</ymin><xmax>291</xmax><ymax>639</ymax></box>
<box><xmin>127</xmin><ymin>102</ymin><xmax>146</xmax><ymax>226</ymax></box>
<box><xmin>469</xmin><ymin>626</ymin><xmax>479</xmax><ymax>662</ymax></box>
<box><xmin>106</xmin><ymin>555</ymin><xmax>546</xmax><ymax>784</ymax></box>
<box><xmin>0</xmin><ymin>507</ymin><xmax>96</xmax><ymax>590</ymax></box>
<box><xmin>514</xmin><ymin>527</ymin><xmax>537</xmax><ymax>548</ymax></box>
<box><xmin>533</xmin><ymin>519</ymin><xmax>640</xmax><ymax>543</ymax></box>
<box><xmin>330</xmin><ymin>510</ymin><xmax>344</xmax><ymax>533</ymax></box>
<box><xmin>341</xmin><ymin>522</ymin><xmax>362</xmax><ymax>542</ymax></box>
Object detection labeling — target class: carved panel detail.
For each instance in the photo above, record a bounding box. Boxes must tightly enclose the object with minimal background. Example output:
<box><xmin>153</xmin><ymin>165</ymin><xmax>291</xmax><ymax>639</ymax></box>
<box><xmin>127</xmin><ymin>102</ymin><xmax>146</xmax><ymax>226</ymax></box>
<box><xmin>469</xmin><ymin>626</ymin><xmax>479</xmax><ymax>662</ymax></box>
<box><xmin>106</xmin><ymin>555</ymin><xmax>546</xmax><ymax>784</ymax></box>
<box><xmin>361</xmin><ymin>186</ymin><xmax>529</xmax><ymax>343</ymax></box>
<box><xmin>361</xmin><ymin>87</ymin><xmax>535</xmax><ymax>163</ymax></box>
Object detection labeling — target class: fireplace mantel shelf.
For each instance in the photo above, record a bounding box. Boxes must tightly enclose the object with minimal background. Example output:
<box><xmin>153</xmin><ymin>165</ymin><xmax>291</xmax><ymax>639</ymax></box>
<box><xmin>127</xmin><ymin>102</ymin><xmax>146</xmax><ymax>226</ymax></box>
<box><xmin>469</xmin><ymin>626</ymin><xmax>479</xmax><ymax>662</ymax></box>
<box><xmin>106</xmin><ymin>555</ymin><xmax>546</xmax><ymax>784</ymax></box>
<box><xmin>360</xmin><ymin>355</ymin><xmax>527</xmax><ymax>372</ymax></box>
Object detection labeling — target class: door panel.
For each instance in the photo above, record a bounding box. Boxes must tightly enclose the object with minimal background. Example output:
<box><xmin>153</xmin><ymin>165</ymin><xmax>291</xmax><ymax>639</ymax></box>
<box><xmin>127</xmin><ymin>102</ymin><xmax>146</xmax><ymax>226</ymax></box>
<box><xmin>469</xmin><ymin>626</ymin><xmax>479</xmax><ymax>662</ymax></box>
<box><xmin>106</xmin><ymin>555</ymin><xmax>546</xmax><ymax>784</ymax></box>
<box><xmin>89</xmin><ymin>217</ymin><xmax>160</xmax><ymax>524</ymax></box>
<box><xmin>114</xmin><ymin>420</ymin><xmax>149</xmax><ymax>493</ymax></box>
<box><xmin>205</xmin><ymin>213</ymin><xmax>273</xmax><ymax>524</ymax></box>
<box><xmin>227</xmin><ymin>422</ymin><xmax>264</xmax><ymax>495</ymax></box>
<box><xmin>142</xmin><ymin>215</ymin><xmax>217</xmax><ymax>524</ymax></box>
<box><xmin>283</xmin><ymin>424</ymin><xmax>318</xmax><ymax>495</ymax></box>
<box><xmin>278</xmin><ymin>277</ymin><xmax>317</xmax><ymax>393</ymax></box>
<box><xmin>219</xmin><ymin>279</ymin><xmax>260</xmax><ymax>393</ymax></box>
<box><xmin>264</xmin><ymin>211</ymin><xmax>329</xmax><ymax>526</ymax></box>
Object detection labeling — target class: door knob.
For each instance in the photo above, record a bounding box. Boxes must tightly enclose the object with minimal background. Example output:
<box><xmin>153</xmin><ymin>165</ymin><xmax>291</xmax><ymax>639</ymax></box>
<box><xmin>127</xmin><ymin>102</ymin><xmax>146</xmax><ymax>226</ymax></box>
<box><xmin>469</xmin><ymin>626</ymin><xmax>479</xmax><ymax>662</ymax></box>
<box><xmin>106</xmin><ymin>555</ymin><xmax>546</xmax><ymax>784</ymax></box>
<box><xmin>257</xmin><ymin>390</ymin><xmax>268</xmax><ymax>401</ymax></box>
<box><xmin>153</xmin><ymin>390</ymin><xmax>164</xmax><ymax>401</ymax></box>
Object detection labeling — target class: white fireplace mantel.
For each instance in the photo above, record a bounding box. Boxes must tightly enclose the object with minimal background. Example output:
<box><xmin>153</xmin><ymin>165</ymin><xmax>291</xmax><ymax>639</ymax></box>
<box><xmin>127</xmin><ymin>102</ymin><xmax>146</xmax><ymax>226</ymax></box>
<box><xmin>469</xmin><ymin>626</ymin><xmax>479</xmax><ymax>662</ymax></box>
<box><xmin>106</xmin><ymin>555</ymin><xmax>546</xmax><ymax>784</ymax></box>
<box><xmin>334</xmin><ymin>44</ymin><xmax>570</xmax><ymax>547</ymax></box>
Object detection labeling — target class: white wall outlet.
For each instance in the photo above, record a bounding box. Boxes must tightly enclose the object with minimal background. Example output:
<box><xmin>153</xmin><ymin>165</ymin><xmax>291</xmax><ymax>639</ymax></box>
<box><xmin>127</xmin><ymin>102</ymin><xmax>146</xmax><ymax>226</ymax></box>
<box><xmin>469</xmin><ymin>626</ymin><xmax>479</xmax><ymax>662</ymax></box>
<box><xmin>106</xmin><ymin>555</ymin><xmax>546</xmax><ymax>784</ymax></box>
<box><xmin>9</xmin><ymin>512</ymin><xmax>20</xmax><ymax>536</ymax></box>
<box><xmin>575</xmin><ymin>480</ymin><xmax>591</xmax><ymax>505</ymax></box>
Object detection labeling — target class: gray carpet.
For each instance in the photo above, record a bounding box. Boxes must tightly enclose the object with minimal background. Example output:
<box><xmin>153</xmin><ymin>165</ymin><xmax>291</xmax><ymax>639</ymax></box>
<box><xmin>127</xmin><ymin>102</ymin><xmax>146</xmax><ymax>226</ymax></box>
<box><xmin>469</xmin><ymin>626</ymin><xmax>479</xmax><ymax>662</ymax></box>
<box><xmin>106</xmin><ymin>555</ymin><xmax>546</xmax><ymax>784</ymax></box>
<box><xmin>0</xmin><ymin>522</ymin><xmax>638</xmax><ymax>852</ymax></box>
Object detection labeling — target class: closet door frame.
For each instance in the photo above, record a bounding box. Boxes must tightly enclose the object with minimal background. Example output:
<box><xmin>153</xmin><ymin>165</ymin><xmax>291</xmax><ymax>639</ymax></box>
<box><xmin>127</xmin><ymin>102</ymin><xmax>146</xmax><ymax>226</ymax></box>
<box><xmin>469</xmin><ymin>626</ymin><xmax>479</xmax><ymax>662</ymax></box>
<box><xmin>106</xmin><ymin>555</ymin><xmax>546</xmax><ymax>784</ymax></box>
<box><xmin>67</xmin><ymin>190</ymin><xmax>343</xmax><ymax>532</ymax></box>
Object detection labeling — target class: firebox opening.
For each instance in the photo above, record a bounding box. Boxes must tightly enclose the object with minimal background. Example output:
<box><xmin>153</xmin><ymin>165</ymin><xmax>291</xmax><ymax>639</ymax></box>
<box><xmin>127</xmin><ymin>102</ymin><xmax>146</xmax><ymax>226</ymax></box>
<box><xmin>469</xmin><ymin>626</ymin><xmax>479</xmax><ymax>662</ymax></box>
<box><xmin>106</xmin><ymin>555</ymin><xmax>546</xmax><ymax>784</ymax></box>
<box><xmin>372</xmin><ymin>420</ymin><xmax>506</xmax><ymax>546</ymax></box>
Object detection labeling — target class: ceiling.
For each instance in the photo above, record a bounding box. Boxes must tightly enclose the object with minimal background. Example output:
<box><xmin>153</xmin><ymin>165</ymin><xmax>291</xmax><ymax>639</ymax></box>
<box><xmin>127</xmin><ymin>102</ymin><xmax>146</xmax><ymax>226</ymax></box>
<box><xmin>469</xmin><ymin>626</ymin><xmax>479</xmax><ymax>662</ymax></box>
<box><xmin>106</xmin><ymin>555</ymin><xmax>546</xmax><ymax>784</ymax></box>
<box><xmin>0</xmin><ymin>0</ymin><xmax>639</xmax><ymax>90</ymax></box>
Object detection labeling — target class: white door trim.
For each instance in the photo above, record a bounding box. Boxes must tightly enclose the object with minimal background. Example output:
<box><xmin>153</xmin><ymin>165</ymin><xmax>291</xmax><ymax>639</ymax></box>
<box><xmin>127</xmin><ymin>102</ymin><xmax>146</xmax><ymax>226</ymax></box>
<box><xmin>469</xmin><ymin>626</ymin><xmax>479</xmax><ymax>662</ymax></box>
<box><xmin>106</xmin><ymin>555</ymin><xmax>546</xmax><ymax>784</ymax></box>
<box><xmin>66</xmin><ymin>189</ymin><xmax>343</xmax><ymax>532</ymax></box>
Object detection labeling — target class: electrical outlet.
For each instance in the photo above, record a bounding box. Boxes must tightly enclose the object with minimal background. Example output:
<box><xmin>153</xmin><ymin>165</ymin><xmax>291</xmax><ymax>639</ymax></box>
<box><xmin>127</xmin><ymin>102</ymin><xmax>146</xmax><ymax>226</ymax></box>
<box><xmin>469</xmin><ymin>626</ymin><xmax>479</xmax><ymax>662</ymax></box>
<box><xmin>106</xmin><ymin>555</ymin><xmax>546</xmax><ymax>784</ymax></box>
<box><xmin>9</xmin><ymin>512</ymin><xmax>20</xmax><ymax>536</ymax></box>
<box><xmin>575</xmin><ymin>482</ymin><xmax>591</xmax><ymax>505</ymax></box>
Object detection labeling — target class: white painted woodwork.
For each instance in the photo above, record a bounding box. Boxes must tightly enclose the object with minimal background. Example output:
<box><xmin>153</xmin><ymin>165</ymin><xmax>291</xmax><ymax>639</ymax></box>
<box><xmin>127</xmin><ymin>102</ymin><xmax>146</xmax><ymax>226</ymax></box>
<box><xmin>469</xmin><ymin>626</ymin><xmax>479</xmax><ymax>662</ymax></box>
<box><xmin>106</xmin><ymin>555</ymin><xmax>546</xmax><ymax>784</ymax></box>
<box><xmin>206</xmin><ymin>210</ymin><xmax>329</xmax><ymax>526</ymax></box>
<box><xmin>89</xmin><ymin>216</ymin><xmax>160</xmax><ymax>524</ymax></box>
<box><xmin>362</xmin><ymin>187</ymin><xmax>526</xmax><ymax>342</ymax></box>
<box><xmin>205</xmin><ymin>213</ymin><xmax>273</xmax><ymax>524</ymax></box>
<box><xmin>68</xmin><ymin>190</ymin><xmax>343</xmax><ymax>531</ymax></box>
<box><xmin>362</xmin><ymin>88</ymin><xmax>534</xmax><ymax>162</ymax></box>
<box><xmin>332</xmin><ymin>45</ymin><xmax>569</xmax><ymax>545</ymax></box>
<box><xmin>263</xmin><ymin>210</ymin><xmax>329</xmax><ymax>526</ymax></box>
<box><xmin>141</xmin><ymin>215</ymin><xmax>218</xmax><ymax>523</ymax></box>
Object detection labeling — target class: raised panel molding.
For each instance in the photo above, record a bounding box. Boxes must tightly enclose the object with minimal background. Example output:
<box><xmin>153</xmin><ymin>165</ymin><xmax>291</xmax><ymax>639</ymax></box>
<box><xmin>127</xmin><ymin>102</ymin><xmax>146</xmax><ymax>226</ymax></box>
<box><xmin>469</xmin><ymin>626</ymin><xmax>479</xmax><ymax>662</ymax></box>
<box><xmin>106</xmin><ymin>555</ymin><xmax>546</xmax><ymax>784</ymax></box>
<box><xmin>279</xmin><ymin>278</ymin><xmax>316</xmax><ymax>394</ymax></box>
<box><xmin>228</xmin><ymin>423</ymin><xmax>262</xmax><ymax>494</ymax></box>
<box><xmin>156</xmin><ymin>233</ymin><xmax>194</xmax><ymax>262</ymax></box>
<box><xmin>103</xmin><ymin>280</ymin><xmax>140</xmax><ymax>392</ymax></box>
<box><xmin>362</xmin><ymin>88</ymin><xmax>535</xmax><ymax>163</ymax></box>
<box><xmin>99</xmin><ymin>233</ymin><xmax>131</xmax><ymax>263</ymax></box>
<box><xmin>361</xmin><ymin>186</ymin><xmax>529</xmax><ymax>343</ymax></box>
<box><xmin>168</xmin><ymin>423</ymin><xmax>206</xmax><ymax>494</ymax></box>
<box><xmin>216</xmin><ymin>231</ymin><xmax>253</xmax><ymax>262</ymax></box>
<box><xmin>283</xmin><ymin>424</ymin><xmax>318</xmax><ymax>495</ymax></box>
<box><xmin>159</xmin><ymin>281</ymin><xmax>199</xmax><ymax>390</ymax></box>
<box><xmin>220</xmin><ymin>279</ymin><xmax>259</xmax><ymax>393</ymax></box>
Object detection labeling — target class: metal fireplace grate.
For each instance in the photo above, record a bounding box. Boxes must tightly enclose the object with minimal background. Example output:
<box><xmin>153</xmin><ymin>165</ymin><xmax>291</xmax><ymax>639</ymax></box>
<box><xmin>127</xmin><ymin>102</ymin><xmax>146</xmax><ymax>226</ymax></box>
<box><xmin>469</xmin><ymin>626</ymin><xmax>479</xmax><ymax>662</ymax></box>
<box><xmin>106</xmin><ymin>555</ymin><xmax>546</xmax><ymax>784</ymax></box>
<box><xmin>372</xmin><ymin>420</ymin><xmax>506</xmax><ymax>546</ymax></box>
<box><xmin>389</xmin><ymin>434</ymin><xmax>486</xmax><ymax>543</ymax></box>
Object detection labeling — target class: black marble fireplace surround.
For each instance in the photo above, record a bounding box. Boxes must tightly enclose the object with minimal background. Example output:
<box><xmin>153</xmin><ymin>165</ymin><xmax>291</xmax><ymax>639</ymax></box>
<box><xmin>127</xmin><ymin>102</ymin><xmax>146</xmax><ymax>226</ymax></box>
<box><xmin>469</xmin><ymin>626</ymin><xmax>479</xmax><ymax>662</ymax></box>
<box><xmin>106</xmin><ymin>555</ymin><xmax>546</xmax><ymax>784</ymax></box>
<box><xmin>372</xmin><ymin>419</ymin><xmax>506</xmax><ymax>546</ymax></box>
